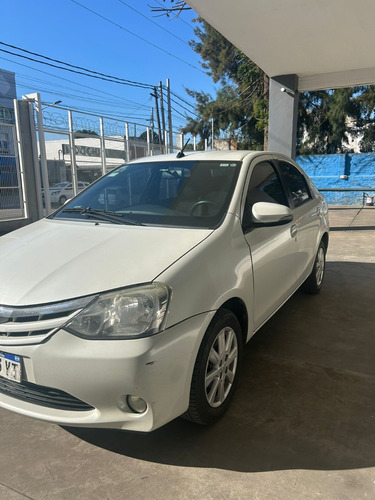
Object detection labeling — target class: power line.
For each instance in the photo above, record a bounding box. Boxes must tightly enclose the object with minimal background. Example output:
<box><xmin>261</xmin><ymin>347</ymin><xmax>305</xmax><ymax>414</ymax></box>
<box><xmin>0</xmin><ymin>55</ymin><xmax>154</xmax><ymax>110</ymax></box>
<box><xmin>153</xmin><ymin>0</ymin><xmax>195</xmax><ymax>30</ymax></box>
<box><xmin>169</xmin><ymin>89</ymin><xmax>197</xmax><ymax>109</ymax></box>
<box><xmin>161</xmin><ymin>87</ymin><xmax>200</xmax><ymax>118</ymax></box>
<box><xmin>0</xmin><ymin>63</ymin><xmax>187</xmax><ymax>129</ymax></box>
<box><xmin>1</xmin><ymin>84</ymin><xmax>185</xmax><ymax>129</ymax></box>
<box><xmin>1</xmin><ymin>49</ymin><xmax>198</xmax><ymax>120</ymax></box>
<box><xmin>116</xmin><ymin>0</ymin><xmax>188</xmax><ymax>45</ymax></box>
<box><xmin>69</xmin><ymin>0</ymin><xmax>203</xmax><ymax>73</ymax></box>
<box><xmin>16</xmin><ymin>73</ymin><xmax>131</xmax><ymax>104</ymax></box>
<box><xmin>16</xmin><ymin>71</ymin><xmax>154</xmax><ymax>112</ymax></box>
<box><xmin>0</xmin><ymin>41</ymin><xmax>154</xmax><ymax>89</ymax></box>
<box><xmin>17</xmin><ymin>81</ymin><xmax>153</xmax><ymax>119</ymax></box>
<box><xmin>169</xmin><ymin>103</ymin><xmax>188</xmax><ymax>119</ymax></box>
<box><xmin>0</xmin><ymin>47</ymin><xmax>155</xmax><ymax>89</ymax></box>
<box><xmin>169</xmin><ymin>82</ymin><xmax>262</xmax><ymax>121</ymax></box>
<box><xmin>0</xmin><ymin>49</ymin><xmax>191</xmax><ymax>128</ymax></box>
<box><xmin>168</xmin><ymin>94</ymin><xmax>199</xmax><ymax>117</ymax></box>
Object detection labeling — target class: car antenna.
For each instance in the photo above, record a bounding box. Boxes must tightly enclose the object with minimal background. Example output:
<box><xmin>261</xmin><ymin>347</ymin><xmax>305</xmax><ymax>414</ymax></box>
<box><xmin>176</xmin><ymin>138</ymin><xmax>190</xmax><ymax>158</ymax></box>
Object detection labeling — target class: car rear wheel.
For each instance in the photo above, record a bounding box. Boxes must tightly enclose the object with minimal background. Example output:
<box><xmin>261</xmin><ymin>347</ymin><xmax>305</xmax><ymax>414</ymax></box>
<box><xmin>301</xmin><ymin>240</ymin><xmax>326</xmax><ymax>294</ymax></box>
<box><xmin>182</xmin><ymin>309</ymin><xmax>242</xmax><ymax>425</ymax></box>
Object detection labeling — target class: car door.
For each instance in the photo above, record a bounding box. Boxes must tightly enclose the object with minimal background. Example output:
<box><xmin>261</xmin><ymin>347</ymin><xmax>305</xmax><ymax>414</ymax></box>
<box><xmin>242</xmin><ymin>157</ymin><xmax>298</xmax><ymax>330</ymax></box>
<box><xmin>276</xmin><ymin>158</ymin><xmax>321</xmax><ymax>283</ymax></box>
<box><xmin>64</xmin><ymin>183</ymin><xmax>73</xmax><ymax>197</ymax></box>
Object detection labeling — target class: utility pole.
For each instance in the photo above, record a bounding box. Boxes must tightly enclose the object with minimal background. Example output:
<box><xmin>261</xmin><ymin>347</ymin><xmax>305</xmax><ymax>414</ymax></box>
<box><xmin>166</xmin><ymin>79</ymin><xmax>173</xmax><ymax>153</ymax></box>
<box><xmin>151</xmin><ymin>87</ymin><xmax>163</xmax><ymax>151</ymax></box>
<box><xmin>159</xmin><ymin>81</ymin><xmax>166</xmax><ymax>153</ymax></box>
<box><xmin>150</xmin><ymin>107</ymin><xmax>154</xmax><ymax>132</ymax></box>
<box><xmin>150</xmin><ymin>107</ymin><xmax>155</xmax><ymax>155</ymax></box>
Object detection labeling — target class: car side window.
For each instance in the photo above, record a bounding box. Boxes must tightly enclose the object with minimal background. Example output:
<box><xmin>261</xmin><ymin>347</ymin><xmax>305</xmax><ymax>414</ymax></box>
<box><xmin>243</xmin><ymin>161</ymin><xmax>287</xmax><ymax>228</ymax></box>
<box><xmin>279</xmin><ymin>161</ymin><xmax>312</xmax><ymax>208</ymax></box>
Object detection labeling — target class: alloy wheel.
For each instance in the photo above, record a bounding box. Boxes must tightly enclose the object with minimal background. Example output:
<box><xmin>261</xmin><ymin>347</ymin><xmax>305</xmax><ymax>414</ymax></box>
<box><xmin>315</xmin><ymin>246</ymin><xmax>325</xmax><ymax>286</ymax></box>
<box><xmin>204</xmin><ymin>326</ymin><xmax>238</xmax><ymax>408</ymax></box>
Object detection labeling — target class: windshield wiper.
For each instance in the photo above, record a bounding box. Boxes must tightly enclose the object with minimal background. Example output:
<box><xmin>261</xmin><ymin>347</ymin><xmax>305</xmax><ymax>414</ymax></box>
<box><xmin>61</xmin><ymin>207</ymin><xmax>144</xmax><ymax>226</ymax></box>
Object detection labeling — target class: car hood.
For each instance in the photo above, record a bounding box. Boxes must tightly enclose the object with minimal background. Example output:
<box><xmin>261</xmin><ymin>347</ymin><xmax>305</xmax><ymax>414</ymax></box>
<box><xmin>0</xmin><ymin>219</ymin><xmax>213</xmax><ymax>306</ymax></box>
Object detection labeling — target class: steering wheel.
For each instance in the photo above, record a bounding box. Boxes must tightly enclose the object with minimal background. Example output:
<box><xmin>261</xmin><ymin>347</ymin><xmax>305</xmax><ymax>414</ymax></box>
<box><xmin>190</xmin><ymin>200</ymin><xmax>218</xmax><ymax>216</ymax></box>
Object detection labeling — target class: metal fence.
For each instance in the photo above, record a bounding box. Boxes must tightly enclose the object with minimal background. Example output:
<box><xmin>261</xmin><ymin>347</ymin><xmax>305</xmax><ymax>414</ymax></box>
<box><xmin>0</xmin><ymin>122</ymin><xmax>25</xmax><ymax>221</ymax></box>
<box><xmin>1</xmin><ymin>94</ymin><xmax>185</xmax><ymax>225</ymax></box>
<box><xmin>318</xmin><ymin>188</ymin><xmax>375</xmax><ymax>205</ymax></box>
<box><xmin>34</xmin><ymin>99</ymin><xmax>183</xmax><ymax>213</ymax></box>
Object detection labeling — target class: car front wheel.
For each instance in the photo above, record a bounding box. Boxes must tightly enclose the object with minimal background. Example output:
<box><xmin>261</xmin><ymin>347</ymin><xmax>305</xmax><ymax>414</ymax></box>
<box><xmin>183</xmin><ymin>309</ymin><xmax>242</xmax><ymax>425</ymax></box>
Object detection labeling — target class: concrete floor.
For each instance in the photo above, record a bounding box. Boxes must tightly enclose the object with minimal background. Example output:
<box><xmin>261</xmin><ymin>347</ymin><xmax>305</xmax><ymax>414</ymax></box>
<box><xmin>0</xmin><ymin>206</ymin><xmax>374</xmax><ymax>499</ymax></box>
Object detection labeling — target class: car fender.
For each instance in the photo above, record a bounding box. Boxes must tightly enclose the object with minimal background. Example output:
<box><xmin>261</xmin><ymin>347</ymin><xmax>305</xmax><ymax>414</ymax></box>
<box><xmin>156</xmin><ymin>212</ymin><xmax>254</xmax><ymax>340</ymax></box>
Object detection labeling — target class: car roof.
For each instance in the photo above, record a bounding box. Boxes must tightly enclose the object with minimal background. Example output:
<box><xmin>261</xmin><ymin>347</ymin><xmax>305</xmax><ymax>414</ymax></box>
<box><xmin>127</xmin><ymin>150</ymin><xmax>262</xmax><ymax>164</ymax></box>
<box><xmin>127</xmin><ymin>150</ymin><xmax>295</xmax><ymax>165</ymax></box>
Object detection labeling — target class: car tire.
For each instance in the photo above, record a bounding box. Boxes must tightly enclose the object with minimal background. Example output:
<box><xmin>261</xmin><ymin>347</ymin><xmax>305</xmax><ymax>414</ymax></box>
<box><xmin>182</xmin><ymin>309</ymin><xmax>243</xmax><ymax>425</ymax></box>
<box><xmin>301</xmin><ymin>240</ymin><xmax>326</xmax><ymax>294</ymax></box>
<box><xmin>59</xmin><ymin>195</ymin><xmax>67</xmax><ymax>205</ymax></box>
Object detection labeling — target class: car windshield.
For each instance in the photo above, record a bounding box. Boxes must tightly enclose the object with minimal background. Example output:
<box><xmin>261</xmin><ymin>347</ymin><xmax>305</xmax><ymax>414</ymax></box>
<box><xmin>51</xmin><ymin>159</ymin><xmax>242</xmax><ymax>228</ymax></box>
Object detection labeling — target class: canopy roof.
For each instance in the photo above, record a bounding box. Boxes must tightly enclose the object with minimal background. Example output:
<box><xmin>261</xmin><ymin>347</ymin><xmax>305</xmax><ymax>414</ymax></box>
<box><xmin>186</xmin><ymin>0</ymin><xmax>375</xmax><ymax>91</ymax></box>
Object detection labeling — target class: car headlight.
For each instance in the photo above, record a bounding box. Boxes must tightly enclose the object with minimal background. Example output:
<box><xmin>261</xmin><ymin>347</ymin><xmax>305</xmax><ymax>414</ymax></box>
<box><xmin>64</xmin><ymin>283</ymin><xmax>170</xmax><ymax>339</ymax></box>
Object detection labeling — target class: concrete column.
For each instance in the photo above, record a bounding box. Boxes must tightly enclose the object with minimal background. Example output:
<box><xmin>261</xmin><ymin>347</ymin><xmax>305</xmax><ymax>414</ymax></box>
<box><xmin>16</xmin><ymin>100</ymin><xmax>42</xmax><ymax>222</ymax></box>
<box><xmin>268</xmin><ymin>74</ymin><xmax>299</xmax><ymax>159</ymax></box>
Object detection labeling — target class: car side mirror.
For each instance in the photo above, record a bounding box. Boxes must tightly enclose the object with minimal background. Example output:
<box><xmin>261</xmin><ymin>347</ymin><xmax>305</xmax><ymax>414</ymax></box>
<box><xmin>252</xmin><ymin>202</ymin><xmax>293</xmax><ymax>226</ymax></box>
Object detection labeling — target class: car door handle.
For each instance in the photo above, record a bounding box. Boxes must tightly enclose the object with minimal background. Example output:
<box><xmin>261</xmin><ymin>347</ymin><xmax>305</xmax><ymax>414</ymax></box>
<box><xmin>290</xmin><ymin>224</ymin><xmax>298</xmax><ymax>238</ymax></box>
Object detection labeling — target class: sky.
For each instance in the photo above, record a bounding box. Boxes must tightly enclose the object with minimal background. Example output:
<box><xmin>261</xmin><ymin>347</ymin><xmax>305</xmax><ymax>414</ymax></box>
<box><xmin>0</xmin><ymin>0</ymin><xmax>217</xmax><ymax>133</ymax></box>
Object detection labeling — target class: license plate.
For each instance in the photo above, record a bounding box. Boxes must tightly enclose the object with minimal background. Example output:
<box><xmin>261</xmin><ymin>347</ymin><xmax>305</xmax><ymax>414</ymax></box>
<box><xmin>0</xmin><ymin>351</ymin><xmax>22</xmax><ymax>383</ymax></box>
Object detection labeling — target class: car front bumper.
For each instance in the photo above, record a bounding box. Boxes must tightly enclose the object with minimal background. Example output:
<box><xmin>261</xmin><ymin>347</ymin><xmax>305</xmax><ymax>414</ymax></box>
<box><xmin>0</xmin><ymin>311</ymin><xmax>214</xmax><ymax>432</ymax></box>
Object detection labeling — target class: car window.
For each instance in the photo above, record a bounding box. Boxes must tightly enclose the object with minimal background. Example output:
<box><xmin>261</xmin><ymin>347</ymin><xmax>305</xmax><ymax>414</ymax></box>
<box><xmin>51</xmin><ymin>160</ymin><xmax>242</xmax><ymax>229</ymax></box>
<box><xmin>52</xmin><ymin>182</ymin><xmax>69</xmax><ymax>188</ymax></box>
<box><xmin>243</xmin><ymin>161</ymin><xmax>287</xmax><ymax>228</ymax></box>
<box><xmin>278</xmin><ymin>161</ymin><xmax>312</xmax><ymax>208</ymax></box>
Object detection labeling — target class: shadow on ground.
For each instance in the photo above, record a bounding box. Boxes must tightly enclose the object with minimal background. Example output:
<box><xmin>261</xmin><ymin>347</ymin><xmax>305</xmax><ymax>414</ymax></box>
<box><xmin>66</xmin><ymin>261</ymin><xmax>375</xmax><ymax>473</ymax></box>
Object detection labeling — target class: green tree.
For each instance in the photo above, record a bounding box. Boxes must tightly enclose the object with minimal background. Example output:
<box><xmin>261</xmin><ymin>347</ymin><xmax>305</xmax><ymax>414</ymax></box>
<box><xmin>355</xmin><ymin>86</ymin><xmax>375</xmax><ymax>152</ymax></box>
<box><xmin>138</xmin><ymin>130</ymin><xmax>159</xmax><ymax>144</ymax></box>
<box><xmin>184</xmin><ymin>18</ymin><xmax>268</xmax><ymax>149</ymax></box>
<box><xmin>297</xmin><ymin>88</ymin><xmax>361</xmax><ymax>154</ymax></box>
<box><xmin>181</xmin><ymin>90</ymin><xmax>213</xmax><ymax>150</ymax></box>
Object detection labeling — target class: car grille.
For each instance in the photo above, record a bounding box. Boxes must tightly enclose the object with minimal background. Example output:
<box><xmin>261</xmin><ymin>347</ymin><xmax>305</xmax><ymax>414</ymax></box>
<box><xmin>0</xmin><ymin>377</ymin><xmax>94</xmax><ymax>411</ymax></box>
<box><xmin>0</xmin><ymin>296</ymin><xmax>96</xmax><ymax>345</ymax></box>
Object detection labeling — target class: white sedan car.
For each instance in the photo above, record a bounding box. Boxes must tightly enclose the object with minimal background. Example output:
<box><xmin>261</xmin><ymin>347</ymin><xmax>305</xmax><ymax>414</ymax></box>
<box><xmin>49</xmin><ymin>181</ymin><xmax>90</xmax><ymax>205</ymax></box>
<box><xmin>0</xmin><ymin>151</ymin><xmax>329</xmax><ymax>432</ymax></box>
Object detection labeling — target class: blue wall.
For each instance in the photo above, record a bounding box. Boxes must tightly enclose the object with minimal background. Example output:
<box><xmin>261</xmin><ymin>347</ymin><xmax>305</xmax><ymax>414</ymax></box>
<box><xmin>296</xmin><ymin>153</ymin><xmax>375</xmax><ymax>205</ymax></box>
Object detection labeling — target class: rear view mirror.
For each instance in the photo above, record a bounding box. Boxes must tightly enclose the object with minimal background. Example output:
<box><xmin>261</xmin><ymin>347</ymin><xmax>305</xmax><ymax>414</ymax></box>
<box><xmin>252</xmin><ymin>202</ymin><xmax>293</xmax><ymax>226</ymax></box>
